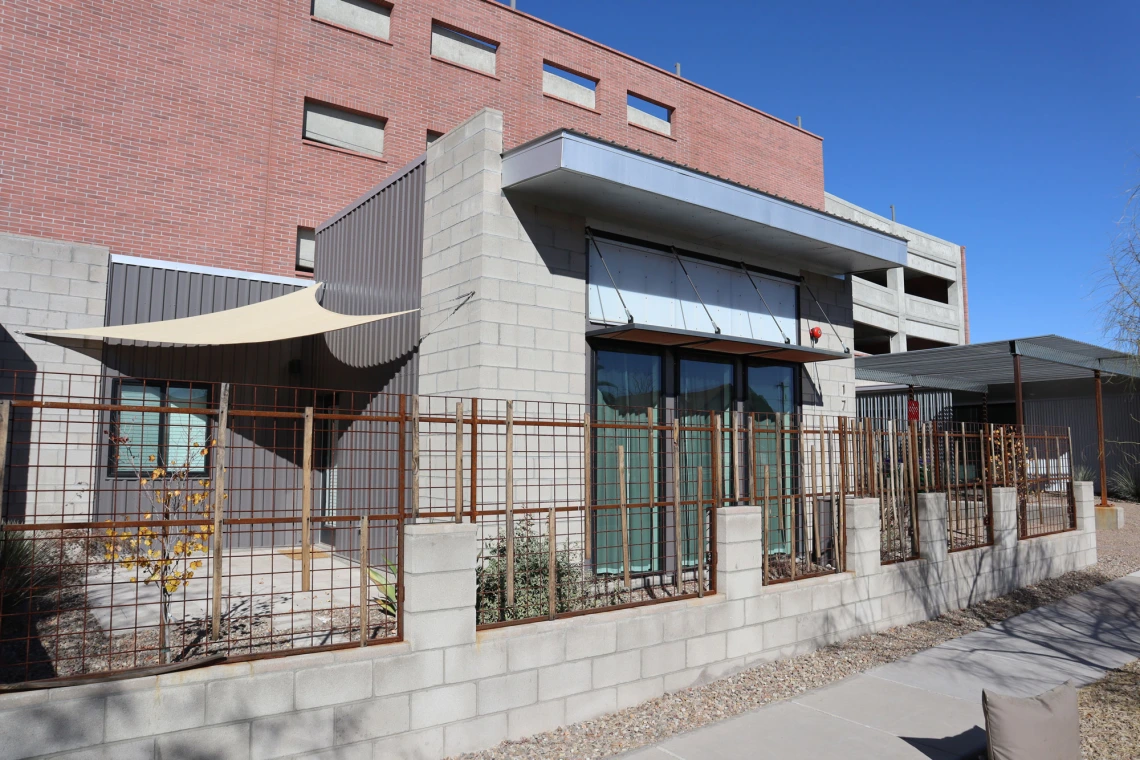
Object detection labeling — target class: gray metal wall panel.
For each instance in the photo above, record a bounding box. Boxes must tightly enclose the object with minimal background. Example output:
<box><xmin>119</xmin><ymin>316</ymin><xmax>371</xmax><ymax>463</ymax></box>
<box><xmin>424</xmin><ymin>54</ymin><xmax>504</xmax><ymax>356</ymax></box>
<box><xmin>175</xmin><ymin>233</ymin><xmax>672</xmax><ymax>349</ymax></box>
<box><xmin>315</xmin><ymin>157</ymin><xmax>425</xmax><ymax>394</ymax></box>
<box><xmin>1027</xmin><ymin>393</ymin><xmax>1140</xmax><ymax>494</ymax></box>
<box><xmin>856</xmin><ymin>388</ymin><xmax>955</xmax><ymax>423</ymax></box>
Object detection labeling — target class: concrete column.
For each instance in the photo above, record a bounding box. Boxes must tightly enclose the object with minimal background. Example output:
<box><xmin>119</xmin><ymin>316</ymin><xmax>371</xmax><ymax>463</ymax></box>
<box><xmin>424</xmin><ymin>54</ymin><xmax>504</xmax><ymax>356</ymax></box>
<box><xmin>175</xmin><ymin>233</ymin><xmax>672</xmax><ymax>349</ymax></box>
<box><xmin>716</xmin><ymin>506</ymin><xmax>765</xmax><ymax>600</ymax></box>
<box><xmin>844</xmin><ymin>497</ymin><xmax>881</xmax><ymax>578</ymax></box>
<box><xmin>403</xmin><ymin>522</ymin><xmax>479</xmax><ymax>651</ymax></box>
<box><xmin>916</xmin><ymin>492</ymin><xmax>948</xmax><ymax>566</ymax></box>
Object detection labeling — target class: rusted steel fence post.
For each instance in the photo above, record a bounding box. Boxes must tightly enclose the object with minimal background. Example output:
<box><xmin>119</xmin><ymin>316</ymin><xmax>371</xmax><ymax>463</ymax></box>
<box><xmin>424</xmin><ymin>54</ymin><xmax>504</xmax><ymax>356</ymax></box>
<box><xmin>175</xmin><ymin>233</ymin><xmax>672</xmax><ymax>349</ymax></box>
<box><xmin>210</xmin><ymin>383</ymin><xmax>230</xmax><ymax>641</ymax></box>
<box><xmin>547</xmin><ymin>506</ymin><xmax>557</xmax><ymax>620</ymax></box>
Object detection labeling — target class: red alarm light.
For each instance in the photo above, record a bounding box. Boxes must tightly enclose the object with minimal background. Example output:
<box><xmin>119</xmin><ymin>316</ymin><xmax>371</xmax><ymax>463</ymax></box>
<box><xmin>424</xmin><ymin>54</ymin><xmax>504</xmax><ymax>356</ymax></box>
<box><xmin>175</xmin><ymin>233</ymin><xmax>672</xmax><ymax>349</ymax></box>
<box><xmin>809</xmin><ymin>326</ymin><xmax>823</xmax><ymax>342</ymax></box>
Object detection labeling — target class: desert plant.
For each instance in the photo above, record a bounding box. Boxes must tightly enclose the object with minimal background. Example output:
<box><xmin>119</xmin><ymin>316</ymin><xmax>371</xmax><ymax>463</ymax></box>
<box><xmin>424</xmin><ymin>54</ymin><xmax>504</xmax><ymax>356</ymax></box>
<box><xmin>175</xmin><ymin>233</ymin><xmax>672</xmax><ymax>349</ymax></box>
<box><xmin>0</xmin><ymin>524</ymin><xmax>41</xmax><ymax>613</ymax></box>
<box><xmin>1072</xmin><ymin>461</ymin><xmax>1096</xmax><ymax>484</ymax></box>
<box><xmin>477</xmin><ymin>517</ymin><xmax>596</xmax><ymax>625</ymax></box>
<box><xmin>367</xmin><ymin>561</ymin><xmax>398</xmax><ymax>617</ymax></box>
<box><xmin>1109</xmin><ymin>465</ymin><xmax>1140</xmax><ymax>502</ymax></box>
<box><xmin>103</xmin><ymin>435</ymin><xmax>216</xmax><ymax>663</ymax></box>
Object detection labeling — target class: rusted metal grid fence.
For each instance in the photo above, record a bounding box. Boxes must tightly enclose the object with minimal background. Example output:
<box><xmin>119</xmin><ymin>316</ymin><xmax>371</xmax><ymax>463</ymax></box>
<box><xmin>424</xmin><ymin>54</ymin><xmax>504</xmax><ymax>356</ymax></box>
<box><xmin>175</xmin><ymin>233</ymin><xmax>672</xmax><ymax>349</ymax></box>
<box><xmin>0</xmin><ymin>369</ymin><xmax>1079</xmax><ymax>684</ymax></box>
<box><xmin>0</xmin><ymin>372</ymin><xmax>404</xmax><ymax>685</ymax></box>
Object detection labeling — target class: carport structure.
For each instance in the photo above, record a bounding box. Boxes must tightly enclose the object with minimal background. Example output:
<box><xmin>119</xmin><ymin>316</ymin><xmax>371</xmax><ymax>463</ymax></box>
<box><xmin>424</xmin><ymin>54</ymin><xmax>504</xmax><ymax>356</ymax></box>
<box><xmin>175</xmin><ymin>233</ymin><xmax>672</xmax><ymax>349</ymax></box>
<box><xmin>855</xmin><ymin>335</ymin><xmax>1140</xmax><ymax>508</ymax></box>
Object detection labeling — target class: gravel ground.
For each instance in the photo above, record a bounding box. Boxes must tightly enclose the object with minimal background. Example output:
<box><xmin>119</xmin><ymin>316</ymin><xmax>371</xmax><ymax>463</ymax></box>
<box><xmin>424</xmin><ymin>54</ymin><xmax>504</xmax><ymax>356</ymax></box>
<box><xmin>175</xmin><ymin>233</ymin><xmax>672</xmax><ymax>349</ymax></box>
<box><xmin>1080</xmin><ymin>659</ymin><xmax>1140</xmax><ymax>760</ymax></box>
<box><xmin>453</xmin><ymin>500</ymin><xmax>1140</xmax><ymax>760</ymax></box>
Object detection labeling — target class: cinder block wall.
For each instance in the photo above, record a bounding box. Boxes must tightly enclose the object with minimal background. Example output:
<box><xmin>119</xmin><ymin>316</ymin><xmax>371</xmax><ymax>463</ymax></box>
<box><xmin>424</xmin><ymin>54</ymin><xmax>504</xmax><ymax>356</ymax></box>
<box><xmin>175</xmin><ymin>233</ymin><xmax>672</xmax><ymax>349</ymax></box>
<box><xmin>419</xmin><ymin>109</ymin><xmax>587</xmax><ymax>404</ymax></box>
<box><xmin>0</xmin><ymin>232</ymin><xmax>109</xmax><ymax>521</ymax></box>
<box><xmin>0</xmin><ymin>483</ymin><xmax>1096</xmax><ymax>760</ymax></box>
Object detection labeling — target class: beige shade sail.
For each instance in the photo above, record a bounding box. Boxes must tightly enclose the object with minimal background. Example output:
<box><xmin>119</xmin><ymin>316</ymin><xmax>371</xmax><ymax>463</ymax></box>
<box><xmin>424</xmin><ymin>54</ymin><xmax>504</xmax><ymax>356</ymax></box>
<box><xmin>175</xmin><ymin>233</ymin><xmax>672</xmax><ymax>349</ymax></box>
<box><xmin>28</xmin><ymin>285</ymin><xmax>417</xmax><ymax>346</ymax></box>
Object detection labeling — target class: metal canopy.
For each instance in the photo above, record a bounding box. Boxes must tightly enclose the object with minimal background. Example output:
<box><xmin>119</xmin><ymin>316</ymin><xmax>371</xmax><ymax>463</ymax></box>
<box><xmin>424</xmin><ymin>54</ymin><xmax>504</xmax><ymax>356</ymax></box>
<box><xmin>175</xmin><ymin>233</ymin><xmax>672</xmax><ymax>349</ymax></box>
<box><xmin>588</xmin><ymin>323</ymin><xmax>848</xmax><ymax>364</ymax></box>
<box><xmin>855</xmin><ymin>335</ymin><xmax>1140</xmax><ymax>391</ymax></box>
<box><xmin>502</xmin><ymin>131</ymin><xmax>908</xmax><ymax>275</ymax></box>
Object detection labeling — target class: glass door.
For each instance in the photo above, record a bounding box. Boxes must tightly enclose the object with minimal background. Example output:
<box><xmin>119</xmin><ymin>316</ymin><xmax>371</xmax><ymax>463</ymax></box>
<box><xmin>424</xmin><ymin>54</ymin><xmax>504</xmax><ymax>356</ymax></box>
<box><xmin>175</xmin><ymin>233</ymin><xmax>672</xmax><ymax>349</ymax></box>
<box><xmin>593</xmin><ymin>348</ymin><xmax>662</xmax><ymax>575</ymax></box>
<box><xmin>677</xmin><ymin>358</ymin><xmax>734</xmax><ymax>565</ymax></box>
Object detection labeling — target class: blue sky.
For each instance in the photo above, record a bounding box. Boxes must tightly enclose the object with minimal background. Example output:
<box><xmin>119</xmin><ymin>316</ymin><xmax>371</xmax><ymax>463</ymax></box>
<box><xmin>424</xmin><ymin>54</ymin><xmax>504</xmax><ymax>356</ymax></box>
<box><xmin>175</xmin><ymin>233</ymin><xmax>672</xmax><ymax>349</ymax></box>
<box><xmin>508</xmin><ymin>0</ymin><xmax>1139</xmax><ymax>346</ymax></box>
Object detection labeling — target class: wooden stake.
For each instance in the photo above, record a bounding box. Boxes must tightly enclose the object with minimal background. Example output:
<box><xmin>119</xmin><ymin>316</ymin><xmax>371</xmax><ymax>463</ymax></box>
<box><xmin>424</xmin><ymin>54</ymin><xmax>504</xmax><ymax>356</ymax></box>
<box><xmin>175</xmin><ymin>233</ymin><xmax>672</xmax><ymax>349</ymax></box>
<box><xmin>909</xmin><ymin>421</ymin><xmax>919</xmax><ymax>553</ymax></box>
<box><xmin>837</xmin><ymin>417</ymin><xmax>847</xmax><ymax>572</ymax></box>
<box><xmin>618</xmin><ymin>444</ymin><xmax>631</xmax><ymax>590</ymax></box>
<box><xmin>673</xmin><ymin>419</ymin><xmax>684</xmax><ymax>594</ymax></box>
<box><xmin>583</xmin><ymin>412</ymin><xmax>592</xmax><ymax>571</ymax></box>
<box><xmin>210</xmin><ymin>383</ymin><xmax>230</xmax><ymax>642</ymax></box>
<box><xmin>979</xmin><ymin>427</ymin><xmax>989</xmax><ymax>544</ymax></box>
<box><xmin>454</xmin><ymin>401</ymin><xmax>464</xmax><ymax>523</ymax></box>
<box><xmin>762</xmin><ymin>464</ymin><xmax>771</xmax><ymax>584</ymax></box>
<box><xmin>359</xmin><ymin>515</ymin><xmax>369</xmax><ymax>646</ymax></box>
<box><xmin>648</xmin><ymin>406</ymin><xmax>656</xmax><ymax>515</ymax></box>
<box><xmin>505</xmin><ymin>401</ymin><xmax>515</xmax><ymax>607</ymax></box>
<box><xmin>696</xmin><ymin>465</ymin><xmax>705</xmax><ymax>598</ymax></box>
<box><xmin>748</xmin><ymin>416</ymin><xmax>757</xmax><ymax>509</ymax></box>
<box><xmin>411</xmin><ymin>396</ymin><xmax>420</xmax><ymax>521</ymax></box>
<box><xmin>301</xmin><ymin>405</ymin><xmax>314</xmax><ymax>592</ymax></box>
<box><xmin>548</xmin><ymin>505</ymin><xmax>557</xmax><ymax>620</ymax></box>
<box><xmin>469</xmin><ymin>398</ymin><xmax>478</xmax><ymax>523</ymax></box>
<box><xmin>732</xmin><ymin>411</ymin><xmax>741</xmax><ymax>504</ymax></box>
<box><xmin>791</xmin><ymin>416</ymin><xmax>800</xmax><ymax>580</ymax></box>
<box><xmin>810</xmin><ymin>444</ymin><xmax>820</xmax><ymax>563</ymax></box>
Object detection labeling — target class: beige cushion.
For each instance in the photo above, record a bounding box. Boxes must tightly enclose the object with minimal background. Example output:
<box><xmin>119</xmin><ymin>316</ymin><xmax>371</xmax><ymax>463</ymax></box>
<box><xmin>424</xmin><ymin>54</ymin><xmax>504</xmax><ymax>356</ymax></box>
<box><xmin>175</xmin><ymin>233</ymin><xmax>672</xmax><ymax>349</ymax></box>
<box><xmin>983</xmin><ymin>681</ymin><xmax>1080</xmax><ymax>760</ymax></box>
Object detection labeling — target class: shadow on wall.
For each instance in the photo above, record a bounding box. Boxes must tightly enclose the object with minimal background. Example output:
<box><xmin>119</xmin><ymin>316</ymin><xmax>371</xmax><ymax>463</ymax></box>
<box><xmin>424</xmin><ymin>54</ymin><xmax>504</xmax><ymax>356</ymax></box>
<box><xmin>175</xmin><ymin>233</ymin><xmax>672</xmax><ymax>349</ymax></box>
<box><xmin>0</xmin><ymin>325</ymin><xmax>36</xmax><ymax>523</ymax></box>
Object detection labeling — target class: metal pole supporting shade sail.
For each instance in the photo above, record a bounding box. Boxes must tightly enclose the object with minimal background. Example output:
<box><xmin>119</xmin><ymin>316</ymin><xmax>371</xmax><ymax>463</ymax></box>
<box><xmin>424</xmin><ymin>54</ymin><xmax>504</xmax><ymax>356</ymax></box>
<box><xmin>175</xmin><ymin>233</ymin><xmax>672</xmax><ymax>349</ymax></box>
<box><xmin>26</xmin><ymin>285</ymin><xmax>418</xmax><ymax>346</ymax></box>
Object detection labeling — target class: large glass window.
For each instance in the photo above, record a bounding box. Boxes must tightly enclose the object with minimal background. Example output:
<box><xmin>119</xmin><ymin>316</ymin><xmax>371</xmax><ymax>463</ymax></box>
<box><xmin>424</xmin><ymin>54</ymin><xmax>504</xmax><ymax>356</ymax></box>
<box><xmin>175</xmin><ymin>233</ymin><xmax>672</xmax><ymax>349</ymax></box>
<box><xmin>114</xmin><ymin>383</ymin><xmax>210</xmax><ymax>476</ymax></box>
<box><xmin>746</xmin><ymin>364</ymin><xmax>797</xmax><ymax>555</ymax></box>
<box><xmin>677</xmin><ymin>358</ymin><xmax>733</xmax><ymax>565</ymax></box>
<box><xmin>593</xmin><ymin>349</ymin><xmax>662</xmax><ymax>575</ymax></box>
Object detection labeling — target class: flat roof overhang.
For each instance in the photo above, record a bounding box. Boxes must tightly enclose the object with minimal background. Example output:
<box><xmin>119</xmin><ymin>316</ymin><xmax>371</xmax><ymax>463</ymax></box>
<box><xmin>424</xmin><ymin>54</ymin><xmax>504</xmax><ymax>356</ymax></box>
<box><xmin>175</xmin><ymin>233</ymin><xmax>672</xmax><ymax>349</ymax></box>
<box><xmin>588</xmin><ymin>323</ymin><xmax>848</xmax><ymax>363</ymax></box>
<box><xmin>502</xmin><ymin>131</ymin><xmax>908</xmax><ymax>276</ymax></box>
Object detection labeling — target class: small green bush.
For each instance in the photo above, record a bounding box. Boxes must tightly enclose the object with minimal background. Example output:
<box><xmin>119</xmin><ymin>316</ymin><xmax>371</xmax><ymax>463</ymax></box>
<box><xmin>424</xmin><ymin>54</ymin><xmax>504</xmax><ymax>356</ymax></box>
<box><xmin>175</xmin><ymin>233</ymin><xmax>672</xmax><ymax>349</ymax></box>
<box><xmin>1072</xmin><ymin>461</ymin><xmax>1096</xmax><ymax>484</ymax></box>
<box><xmin>477</xmin><ymin>518</ymin><xmax>625</xmax><ymax>625</ymax></box>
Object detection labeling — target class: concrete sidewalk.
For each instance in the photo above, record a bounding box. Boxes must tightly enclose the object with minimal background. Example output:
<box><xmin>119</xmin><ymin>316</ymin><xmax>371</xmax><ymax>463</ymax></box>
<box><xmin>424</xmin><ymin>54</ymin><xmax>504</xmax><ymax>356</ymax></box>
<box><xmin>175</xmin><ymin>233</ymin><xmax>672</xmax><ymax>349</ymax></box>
<box><xmin>623</xmin><ymin>573</ymin><xmax>1140</xmax><ymax>760</ymax></box>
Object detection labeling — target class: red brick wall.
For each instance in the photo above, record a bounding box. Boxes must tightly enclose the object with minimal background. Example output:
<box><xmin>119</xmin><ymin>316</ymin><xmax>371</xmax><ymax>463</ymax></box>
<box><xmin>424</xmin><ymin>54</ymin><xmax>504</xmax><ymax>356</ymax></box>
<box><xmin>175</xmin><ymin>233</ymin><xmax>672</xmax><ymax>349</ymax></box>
<box><xmin>0</xmin><ymin>0</ymin><xmax>825</xmax><ymax>277</ymax></box>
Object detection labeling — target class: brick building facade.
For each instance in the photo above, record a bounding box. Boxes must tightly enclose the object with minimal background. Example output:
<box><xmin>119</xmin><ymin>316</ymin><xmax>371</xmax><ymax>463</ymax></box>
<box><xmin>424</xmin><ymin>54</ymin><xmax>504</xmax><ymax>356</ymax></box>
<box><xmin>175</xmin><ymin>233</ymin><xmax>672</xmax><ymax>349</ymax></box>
<box><xmin>1</xmin><ymin>0</ymin><xmax>824</xmax><ymax>278</ymax></box>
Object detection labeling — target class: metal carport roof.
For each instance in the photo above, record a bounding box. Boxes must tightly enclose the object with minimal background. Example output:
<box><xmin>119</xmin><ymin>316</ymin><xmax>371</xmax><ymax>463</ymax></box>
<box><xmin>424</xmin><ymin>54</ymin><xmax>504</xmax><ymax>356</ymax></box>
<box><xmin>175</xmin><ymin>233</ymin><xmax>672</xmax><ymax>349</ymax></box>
<box><xmin>855</xmin><ymin>335</ymin><xmax>1140</xmax><ymax>392</ymax></box>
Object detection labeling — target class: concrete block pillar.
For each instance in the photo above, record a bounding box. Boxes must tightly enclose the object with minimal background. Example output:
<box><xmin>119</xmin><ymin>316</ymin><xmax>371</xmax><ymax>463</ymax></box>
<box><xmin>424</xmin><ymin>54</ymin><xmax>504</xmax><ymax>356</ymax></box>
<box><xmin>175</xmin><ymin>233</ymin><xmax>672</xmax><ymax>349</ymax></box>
<box><xmin>1074</xmin><ymin>481</ymin><xmax>1099</xmax><ymax>563</ymax></box>
<box><xmin>917</xmin><ymin>492</ymin><xmax>948</xmax><ymax>566</ymax></box>
<box><xmin>844</xmin><ymin>497</ymin><xmax>882</xmax><ymax>578</ymax></box>
<box><xmin>991</xmin><ymin>487</ymin><xmax>1018</xmax><ymax>550</ymax></box>
<box><xmin>716</xmin><ymin>506</ymin><xmax>765</xmax><ymax>599</ymax></box>
<box><xmin>403</xmin><ymin>522</ymin><xmax>479</xmax><ymax>651</ymax></box>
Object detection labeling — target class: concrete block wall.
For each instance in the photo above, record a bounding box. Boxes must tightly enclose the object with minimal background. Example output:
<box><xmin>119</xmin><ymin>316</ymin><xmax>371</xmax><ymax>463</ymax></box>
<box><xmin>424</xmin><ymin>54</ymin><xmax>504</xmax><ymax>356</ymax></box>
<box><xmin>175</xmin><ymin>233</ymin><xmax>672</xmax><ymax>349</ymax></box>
<box><xmin>800</xmin><ymin>270</ymin><xmax>855</xmax><ymax>416</ymax></box>
<box><xmin>0</xmin><ymin>232</ymin><xmax>109</xmax><ymax>521</ymax></box>
<box><xmin>0</xmin><ymin>483</ymin><xmax>1096</xmax><ymax>760</ymax></box>
<box><xmin>419</xmin><ymin>108</ymin><xmax>587</xmax><ymax>404</ymax></box>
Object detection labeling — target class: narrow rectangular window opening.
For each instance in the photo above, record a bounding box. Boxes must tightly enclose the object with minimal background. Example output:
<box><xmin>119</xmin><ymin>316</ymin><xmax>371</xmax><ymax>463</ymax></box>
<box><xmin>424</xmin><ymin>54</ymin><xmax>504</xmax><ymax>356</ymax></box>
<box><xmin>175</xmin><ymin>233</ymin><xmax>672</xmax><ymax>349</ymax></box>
<box><xmin>431</xmin><ymin>22</ymin><xmax>499</xmax><ymax>75</ymax></box>
<box><xmin>903</xmin><ymin>269</ymin><xmax>952</xmax><ymax>304</ymax></box>
<box><xmin>627</xmin><ymin>92</ymin><xmax>673</xmax><ymax>136</ymax></box>
<box><xmin>311</xmin><ymin>0</ymin><xmax>391</xmax><ymax>40</ymax></box>
<box><xmin>296</xmin><ymin>227</ymin><xmax>316</xmax><ymax>272</ymax></box>
<box><xmin>543</xmin><ymin>62</ymin><xmax>598</xmax><ymax>110</ymax></box>
<box><xmin>543</xmin><ymin>63</ymin><xmax>596</xmax><ymax>91</ymax></box>
<box><xmin>854</xmin><ymin>270</ymin><xmax>889</xmax><ymax>288</ymax></box>
<box><xmin>303</xmin><ymin>100</ymin><xmax>386</xmax><ymax>158</ymax></box>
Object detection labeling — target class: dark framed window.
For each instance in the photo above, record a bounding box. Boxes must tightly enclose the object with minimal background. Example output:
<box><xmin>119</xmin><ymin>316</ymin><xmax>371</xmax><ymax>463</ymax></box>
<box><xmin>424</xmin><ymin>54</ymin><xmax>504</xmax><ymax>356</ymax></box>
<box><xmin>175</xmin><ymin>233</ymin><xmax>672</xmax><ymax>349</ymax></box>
<box><xmin>111</xmin><ymin>381</ymin><xmax>211</xmax><ymax>477</ymax></box>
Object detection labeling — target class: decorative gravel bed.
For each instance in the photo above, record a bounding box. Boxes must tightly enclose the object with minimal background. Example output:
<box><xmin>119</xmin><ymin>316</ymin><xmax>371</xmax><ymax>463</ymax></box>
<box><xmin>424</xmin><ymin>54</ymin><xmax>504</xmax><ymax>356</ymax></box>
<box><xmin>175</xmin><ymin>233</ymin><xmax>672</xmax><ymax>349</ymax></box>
<box><xmin>453</xmin><ymin>501</ymin><xmax>1140</xmax><ymax>760</ymax></box>
<box><xmin>1080</xmin><ymin>659</ymin><xmax>1140</xmax><ymax>760</ymax></box>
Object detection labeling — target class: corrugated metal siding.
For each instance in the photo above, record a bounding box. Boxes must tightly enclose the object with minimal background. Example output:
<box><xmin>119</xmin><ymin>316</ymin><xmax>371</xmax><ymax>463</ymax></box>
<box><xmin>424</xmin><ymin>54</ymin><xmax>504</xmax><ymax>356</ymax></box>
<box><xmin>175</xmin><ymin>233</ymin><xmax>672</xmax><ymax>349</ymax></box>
<box><xmin>1027</xmin><ymin>392</ymin><xmax>1140</xmax><ymax>494</ymax></box>
<box><xmin>102</xmin><ymin>261</ymin><xmax>311</xmax><ymax>386</ymax></box>
<box><xmin>856</xmin><ymin>388</ymin><xmax>955</xmax><ymax>423</ymax></box>
<box><xmin>315</xmin><ymin>156</ymin><xmax>425</xmax><ymax>391</ymax></box>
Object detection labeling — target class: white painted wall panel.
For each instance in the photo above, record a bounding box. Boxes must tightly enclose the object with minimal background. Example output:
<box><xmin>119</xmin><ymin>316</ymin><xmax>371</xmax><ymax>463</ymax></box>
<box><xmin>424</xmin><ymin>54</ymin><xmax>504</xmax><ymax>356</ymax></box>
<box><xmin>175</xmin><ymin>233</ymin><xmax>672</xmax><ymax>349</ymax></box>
<box><xmin>588</xmin><ymin>238</ymin><xmax>797</xmax><ymax>344</ymax></box>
